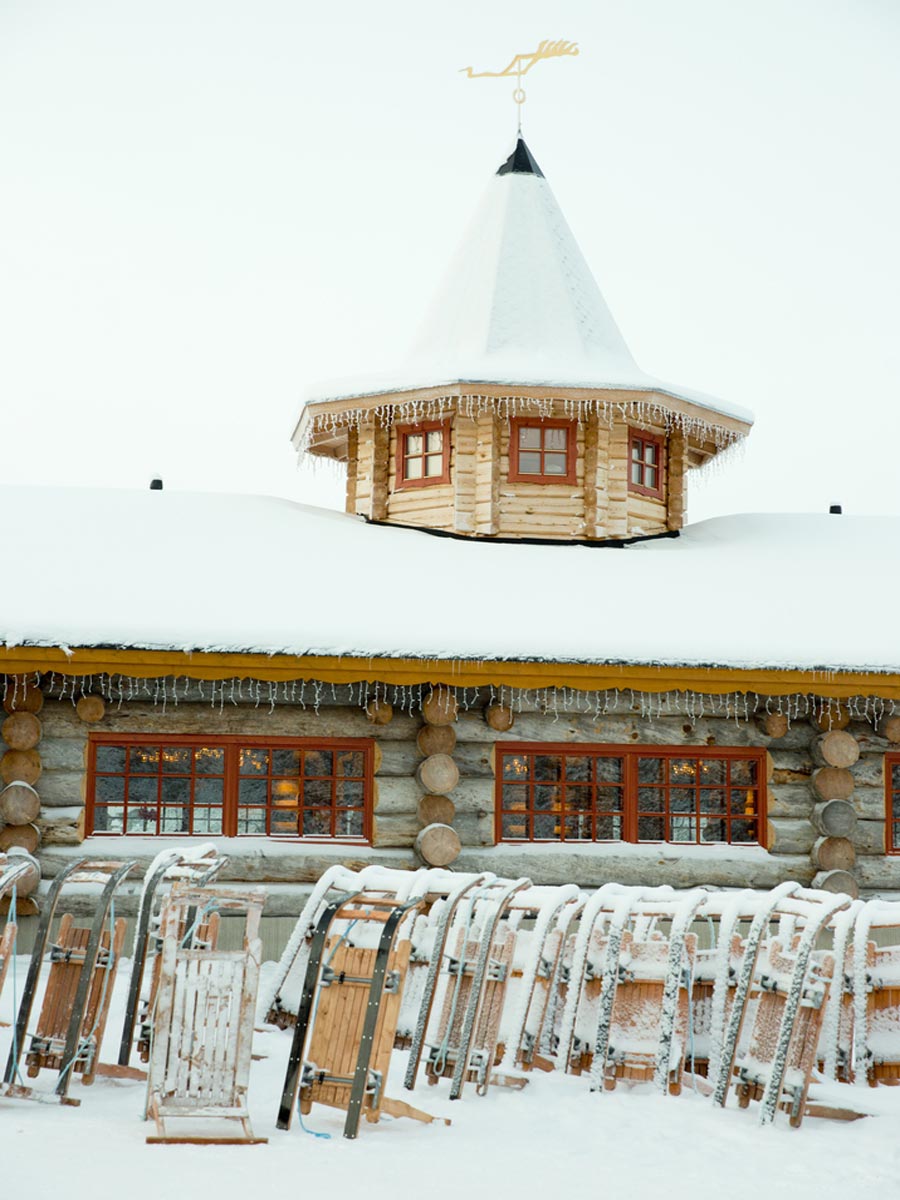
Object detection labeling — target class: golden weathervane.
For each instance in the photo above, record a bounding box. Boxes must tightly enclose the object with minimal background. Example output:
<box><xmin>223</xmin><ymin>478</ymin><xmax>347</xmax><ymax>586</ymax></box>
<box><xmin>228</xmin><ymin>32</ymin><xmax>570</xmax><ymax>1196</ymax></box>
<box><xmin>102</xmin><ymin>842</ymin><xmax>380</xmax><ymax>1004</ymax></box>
<box><xmin>461</xmin><ymin>39</ymin><xmax>579</xmax><ymax>130</ymax></box>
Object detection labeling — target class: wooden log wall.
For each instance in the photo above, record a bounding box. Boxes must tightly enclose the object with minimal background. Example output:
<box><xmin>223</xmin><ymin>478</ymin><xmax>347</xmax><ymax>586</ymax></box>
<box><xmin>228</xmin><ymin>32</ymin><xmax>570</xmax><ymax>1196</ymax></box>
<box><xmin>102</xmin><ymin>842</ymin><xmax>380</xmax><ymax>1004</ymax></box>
<box><xmin>21</xmin><ymin>679</ymin><xmax>900</xmax><ymax>896</ymax></box>
<box><xmin>385</xmin><ymin>422</ymin><xmax>456</xmax><ymax>531</ymax></box>
<box><xmin>348</xmin><ymin>404</ymin><xmax>693</xmax><ymax>540</ymax></box>
<box><xmin>496</xmin><ymin>419</ymin><xmax>587</xmax><ymax>539</ymax></box>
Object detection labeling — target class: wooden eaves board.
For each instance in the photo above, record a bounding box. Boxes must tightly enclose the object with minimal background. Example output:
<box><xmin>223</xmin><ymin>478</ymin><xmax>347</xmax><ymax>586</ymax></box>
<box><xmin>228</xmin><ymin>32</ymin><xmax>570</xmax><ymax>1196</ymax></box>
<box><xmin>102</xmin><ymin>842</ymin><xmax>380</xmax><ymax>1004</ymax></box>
<box><xmin>1</xmin><ymin>645</ymin><xmax>899</xmax><ymax>701</ymax></box>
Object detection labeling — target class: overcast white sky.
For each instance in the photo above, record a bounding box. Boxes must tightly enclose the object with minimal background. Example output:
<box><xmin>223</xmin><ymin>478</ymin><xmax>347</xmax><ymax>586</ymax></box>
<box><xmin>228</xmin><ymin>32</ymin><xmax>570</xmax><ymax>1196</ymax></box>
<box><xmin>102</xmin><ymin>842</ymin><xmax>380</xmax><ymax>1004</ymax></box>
<box><xmin>1</xmin><ymin>0</ymin><xmax>898</xmax><ymax>524</ymax></box>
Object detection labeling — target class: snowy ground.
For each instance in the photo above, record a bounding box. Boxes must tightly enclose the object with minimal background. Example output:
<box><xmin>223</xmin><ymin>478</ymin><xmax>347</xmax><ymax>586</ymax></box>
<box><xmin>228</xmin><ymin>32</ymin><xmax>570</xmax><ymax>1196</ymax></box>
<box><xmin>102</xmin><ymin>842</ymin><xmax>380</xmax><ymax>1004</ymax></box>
<box><xmin>2</xmin><ymin>956</ymin><xmax>900</xmax><ymax>1200</ymax></box>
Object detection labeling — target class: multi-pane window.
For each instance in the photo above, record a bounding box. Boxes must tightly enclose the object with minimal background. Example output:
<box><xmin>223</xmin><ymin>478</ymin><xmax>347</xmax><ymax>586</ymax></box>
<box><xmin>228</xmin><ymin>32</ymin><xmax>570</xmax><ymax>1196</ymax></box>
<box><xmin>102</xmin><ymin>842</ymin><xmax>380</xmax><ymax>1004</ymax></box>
<box><xmin>886</xmin><ymin>757</ymin><xmax>900</xmax><ymax>853</ymax></box>
<box><xmin>88</xmin><ymin>735</ymin><xmax>372</xmax><ymax>840</ymax></box>
<box><xmin>396</xmin><ymin>420</ymin><xmax>450</xmax><ymax>488</ymax></box>
<box><xmin>509</xmin><ymin>419</ymin><xmax>576</xmax><ymax>484</ymax></box>
<box><xmin>497</xmin><ymin>745</ymin><xmax>764</xmax><ymax>846</ymax></box>
<box><xmin>628</xmin><ymin>430</ymin><xmax>665</xmax><ymax>498</ymax></box>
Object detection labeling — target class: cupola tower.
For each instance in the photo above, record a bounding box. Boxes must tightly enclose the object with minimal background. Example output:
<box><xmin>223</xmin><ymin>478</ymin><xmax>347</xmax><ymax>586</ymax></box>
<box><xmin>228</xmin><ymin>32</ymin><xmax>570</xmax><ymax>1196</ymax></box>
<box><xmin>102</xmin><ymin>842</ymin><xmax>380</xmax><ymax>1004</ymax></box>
<box><xmin>293</xmin><ymin>137</ymin><xmax>752</xmax><ymax>540</ymax></box>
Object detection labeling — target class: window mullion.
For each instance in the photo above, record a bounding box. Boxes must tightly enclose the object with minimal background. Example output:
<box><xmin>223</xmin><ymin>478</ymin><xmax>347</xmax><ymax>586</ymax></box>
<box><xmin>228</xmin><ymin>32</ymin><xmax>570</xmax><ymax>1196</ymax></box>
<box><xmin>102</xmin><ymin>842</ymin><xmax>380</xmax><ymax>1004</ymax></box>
<box><xmin>624</xmin><ymin>752</ymin><xmax>637</xmax><ymax>843</ymax></box>
<box><xmin>224</xmin><ymin>743</ymin><xmax>239</xmax><ymax>838</ymax></box>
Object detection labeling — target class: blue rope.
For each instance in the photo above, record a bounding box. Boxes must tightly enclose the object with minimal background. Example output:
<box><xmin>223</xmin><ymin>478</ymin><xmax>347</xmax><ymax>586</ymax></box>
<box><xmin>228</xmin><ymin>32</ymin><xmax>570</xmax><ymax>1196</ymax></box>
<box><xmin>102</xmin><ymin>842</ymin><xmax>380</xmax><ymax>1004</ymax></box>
<box><xmin>297</xmin><ymin>1104</ymin><xmax>331</xmax><ymax>1139</ymax></box>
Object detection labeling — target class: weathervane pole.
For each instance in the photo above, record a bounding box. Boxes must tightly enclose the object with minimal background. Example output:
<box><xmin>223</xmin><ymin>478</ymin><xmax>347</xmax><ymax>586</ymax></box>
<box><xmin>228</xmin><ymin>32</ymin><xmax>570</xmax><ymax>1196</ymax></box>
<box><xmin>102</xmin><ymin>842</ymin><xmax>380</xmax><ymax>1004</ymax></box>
<box><xmin>460</xmin><ymin>39</ymin><xmax>580</xmax><ymax>134</ymax></box>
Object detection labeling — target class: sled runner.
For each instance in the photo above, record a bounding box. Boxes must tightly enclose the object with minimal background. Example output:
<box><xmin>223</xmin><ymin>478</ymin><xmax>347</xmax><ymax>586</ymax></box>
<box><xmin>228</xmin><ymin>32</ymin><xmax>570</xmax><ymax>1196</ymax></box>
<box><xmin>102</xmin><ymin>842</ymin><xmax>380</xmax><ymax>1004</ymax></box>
<box><xmin>0</xmin><ymin>855</ymin><xmax>37</xmax><ymax>1014</ymax></box>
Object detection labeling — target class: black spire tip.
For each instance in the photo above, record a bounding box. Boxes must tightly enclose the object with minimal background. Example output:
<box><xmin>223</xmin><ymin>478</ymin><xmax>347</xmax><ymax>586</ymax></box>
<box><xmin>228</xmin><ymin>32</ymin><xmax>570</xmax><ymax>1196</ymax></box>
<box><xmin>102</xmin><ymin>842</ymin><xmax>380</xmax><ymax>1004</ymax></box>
<box><xmin>497</xmin><ymin>137</ymin><xmax>544</xmax><ymax>178</ymax></box>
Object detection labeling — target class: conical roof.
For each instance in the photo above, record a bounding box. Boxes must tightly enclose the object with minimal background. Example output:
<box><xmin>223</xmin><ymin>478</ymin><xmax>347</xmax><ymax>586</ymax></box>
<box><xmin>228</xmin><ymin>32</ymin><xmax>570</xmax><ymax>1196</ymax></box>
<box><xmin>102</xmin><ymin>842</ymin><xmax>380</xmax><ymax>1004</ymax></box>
<box><xmin>302</xmin><ymin>137</ymin><xmax>751</xmax><ymax>427</ymax></box>
<box><xmin>407</xmin><ymin>135</ymin><xmax>646</xmax><ymax>390</ymax></box>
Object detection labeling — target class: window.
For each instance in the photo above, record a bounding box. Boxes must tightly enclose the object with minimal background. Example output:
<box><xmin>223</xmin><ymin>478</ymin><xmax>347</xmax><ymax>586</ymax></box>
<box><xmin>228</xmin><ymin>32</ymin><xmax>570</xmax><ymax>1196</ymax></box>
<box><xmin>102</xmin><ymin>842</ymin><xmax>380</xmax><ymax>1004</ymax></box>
<box><xmin>886</xmin><ymin>756</ymin><xmax>900</xmax><ymax>853</ymax></box>
<box><xmin>87</xmin><ymin>735</ymin><xmax>372</xmax><ymax>841</ymax></box>
<box><xmin>628</xmin><ymin>429</ymin><xmax>665</xmax><ymax>498</ymax></box>
<box><xmin>395</xmin><ymin>420</ymin><xmax>451</xmax><ymax>488</ymax></box>
<box><xmin>496</xmin><ymin>744</ymin><xmax>765</xmax><ymax>846</ymax></box>
<box><xmin>509</xmin><ymin>418</ymin><xmax>577</xmax><ymax>484</ymax></box>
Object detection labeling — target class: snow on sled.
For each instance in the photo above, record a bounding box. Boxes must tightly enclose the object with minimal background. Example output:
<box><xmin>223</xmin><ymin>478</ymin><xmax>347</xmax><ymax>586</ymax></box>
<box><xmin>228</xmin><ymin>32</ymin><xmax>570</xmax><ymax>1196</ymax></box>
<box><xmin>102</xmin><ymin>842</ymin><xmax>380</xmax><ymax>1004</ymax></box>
<box><xmin>277</xmin><ymin>889</ymin><xmax>449</xmax><ymax>1138</ymax></box>
<box><xmin>417</xmin><ymin>877</ymin><xmax>531</xmax><ymax>1099</ymax></box>
<box><xmin>3</xmin><ymin>858</ymin><xmax>136</xmax><ymax>1105</ymax></box>
<box><xmin>727</xmin><ymin>889</ymin><xmax>849</xmax><ymax>1127</ymax></box>
<box><xmin>495</xmin><ymin>885</ymin><xmax>583</xmax><ymax>1075</ymax></box>
<box><xmin>819</xmin><ymin>900</ymin><xmax>900</xmax><ymax>1086</ymax></box>
<box><xmin>145</xmin><ymin>884</ymin><xmax>267</xmax><ymax>1145</ymax></box>
<box><xmin>261</xmin><ymin>864</ymin><xmax>442</xmax><ymax>1028</ymax></box>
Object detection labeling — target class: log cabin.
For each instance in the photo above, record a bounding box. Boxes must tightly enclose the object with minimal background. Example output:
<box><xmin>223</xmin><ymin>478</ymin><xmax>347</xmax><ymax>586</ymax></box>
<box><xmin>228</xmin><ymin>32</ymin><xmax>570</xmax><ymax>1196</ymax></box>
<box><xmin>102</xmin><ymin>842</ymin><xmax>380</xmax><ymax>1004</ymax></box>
<box><xmin>3</xmin><ymin>135</ymin><xmax>900</xmax><ymax>928</ymax></box>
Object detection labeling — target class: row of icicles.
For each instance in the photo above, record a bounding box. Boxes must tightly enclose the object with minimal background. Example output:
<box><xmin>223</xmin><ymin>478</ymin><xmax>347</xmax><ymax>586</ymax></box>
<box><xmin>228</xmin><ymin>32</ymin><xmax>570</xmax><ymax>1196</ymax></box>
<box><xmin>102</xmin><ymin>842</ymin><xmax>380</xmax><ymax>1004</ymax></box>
<box><xmin>2</xmin><ymin>671</ymin><xmax>895</xmax><ymax>727</ymax></box>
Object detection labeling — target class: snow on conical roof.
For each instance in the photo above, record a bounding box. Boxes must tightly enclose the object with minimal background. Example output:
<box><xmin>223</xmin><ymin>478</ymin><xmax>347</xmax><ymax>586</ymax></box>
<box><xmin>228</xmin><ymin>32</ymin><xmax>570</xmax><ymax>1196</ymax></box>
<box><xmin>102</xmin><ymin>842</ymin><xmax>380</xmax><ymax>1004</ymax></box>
<box><xmin>406</xmin><ymin>135</ymin><xmax>647</xmax><ymax>389</ymax></box>
<box><xmin>302</xmin><ymin>136</ymin><xmax>751</xmax><ymax>426</ymax></box>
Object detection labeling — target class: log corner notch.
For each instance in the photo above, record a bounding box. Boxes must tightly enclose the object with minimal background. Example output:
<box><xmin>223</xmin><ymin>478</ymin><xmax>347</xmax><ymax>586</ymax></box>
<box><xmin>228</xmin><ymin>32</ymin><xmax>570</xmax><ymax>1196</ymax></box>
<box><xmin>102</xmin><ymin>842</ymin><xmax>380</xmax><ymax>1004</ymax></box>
<box><xmin>421</xmin><ymin>686</ymin><xmax>458</xmax><ymax>727</ymax></box>
<box><xmin>484</xmin><ymin>703</ymin><xmax>515</xmax><ymax>733</ymax></box>
<box><xmin>76</xmin><ymin>694</ymin><xmax>106</xmax><ymax>724</ymax></box>
<box><xmin>2</xmin><ymin>678</ymin><xmax>44</xmax><ymax>716</ymax></box>
<box><xmin>758</xmin><ymin>712</ymin><xmax>789</xmax><ymax>740</ymax></box>
<box><xmin>366</xmin><ymin>699</ymin><xmax>393</xmax><ymax>725</ymax></box>
<box><xmin>808</xmin><ymin>723</ymin><xmax>862</xmax><ymax>895</ymax></box>
<box><xmin>415</xmin><ymin>823</ymin><xmax>461</xmax><ymax>867</ymax></box>
<box><xmin>415</xmin><ymin>685</ymin><xmax>462</xmax><ymax>864</ymax></box>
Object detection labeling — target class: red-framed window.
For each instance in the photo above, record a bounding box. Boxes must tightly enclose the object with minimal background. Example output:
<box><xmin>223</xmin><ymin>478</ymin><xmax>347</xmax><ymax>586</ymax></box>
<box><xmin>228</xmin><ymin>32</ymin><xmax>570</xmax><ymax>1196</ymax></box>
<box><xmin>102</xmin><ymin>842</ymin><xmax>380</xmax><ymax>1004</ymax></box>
<box><xmin>886</xmin><ymin>755</ymin><xmax>900</xmax><ymax>853</ymax></box>
<box><xmin>395</xmin><ymin>420</ymin><xmax>451</xmax><ymax>488</ymax></box>
<box><xmin>508</xmin><ymin>418</ymin><xmax>577</xmax><ymax>485</ymax></box>
<box><xmin>496</xmin><ymin>744</ymin><xmax>765</xmax><ymax>846</ymax></box>
<box><xmin>87</xmin><ymin>734</ymin><xmax>373</xmax><ymax>841</ymax></box>
<box><xmin>628</xmin><ymin>429</ymin><xmax>665</xmax><ymax>498</ymax></box>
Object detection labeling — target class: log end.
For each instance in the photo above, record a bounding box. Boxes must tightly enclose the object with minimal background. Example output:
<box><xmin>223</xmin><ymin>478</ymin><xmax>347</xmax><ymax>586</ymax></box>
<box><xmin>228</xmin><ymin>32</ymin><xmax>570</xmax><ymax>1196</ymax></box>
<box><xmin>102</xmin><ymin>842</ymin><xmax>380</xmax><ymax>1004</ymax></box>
<box><xmin>811</xmin><ymin>869</ymin><xmax>859</xmax><ymax>900</ymax></box>
<box><xmin>421</xmin><ymin>687</ymin><xmax>459</xmax><ymax>727</ymax></box>
<box><xmin>76</xmin><ymin>695</ymin><xmax>106</xmax><ymax>724</ymax></box>
<box><xmin>414</xmin><ymin>823</ymin><xmax>461</xmax><ymax>867</ymax></box>
<box><xmin>485</xmin><ymin>703</ymin><xmax>515</xmax><ymax>733</ymax></box>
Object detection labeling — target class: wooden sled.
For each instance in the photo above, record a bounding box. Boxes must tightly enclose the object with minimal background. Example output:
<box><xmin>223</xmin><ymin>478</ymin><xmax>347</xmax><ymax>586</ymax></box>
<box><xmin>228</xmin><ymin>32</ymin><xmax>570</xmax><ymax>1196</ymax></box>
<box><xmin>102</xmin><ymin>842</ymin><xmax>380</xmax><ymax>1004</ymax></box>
<box><xmin>599</xmin><ymin>926</ymin><xmax>698</xmax><ymax>1094</ymax></box>
<box><xmin>422</xmin><ymin>878</ymin><xmax>530</xmax><ymax>1098</ymax></box>
<box><xmin>116</xmin><ymin>844</ymin><xmax>227</xmax><ymax>1069</ymax></box>
<box><xmin>24</xmin><ymin>911</ymin><xmax>127</xmax><ymax>1087</ymax></box>
<box><xmin>733</xmin><ymin>939</ymin><xmax>835</xmax><ymax>1127</ymax></box>
<box><xmin>145</xmin><ymin>884</ymin><xmax>267</xmax><ymax>1145</ymax></box>
<box><xmin>278</xmin><ymin>891</ymin><xmax>447</xmax><ymax>1137</ymax></box>
<box><xmin>135</xmin><ymin>899</ymin><xmax>221</xmax><ymax>1064</ymax></box>
<box><xmin>3</xmin><ymin>858</ymin><xmax>137</xmax><ymax>1104</ymax></box>
<box><xmin>498</xmin><ymin>886</ymin><xmax>582</xmax><ymax>1074</ymax></box>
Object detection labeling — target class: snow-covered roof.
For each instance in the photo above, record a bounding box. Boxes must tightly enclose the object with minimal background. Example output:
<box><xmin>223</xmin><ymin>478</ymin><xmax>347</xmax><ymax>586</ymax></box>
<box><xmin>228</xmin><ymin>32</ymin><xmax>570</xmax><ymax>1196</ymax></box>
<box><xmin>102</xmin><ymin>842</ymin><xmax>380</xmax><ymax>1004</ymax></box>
<box><xmin>3</xmin><ymin>485</ymin><xmax>898</xmax><ymax>678</ymax></box>
<box><xmin>301</xmin><ymin>138</ymin><xmax>753</xmax><ymax>429</ymax></box>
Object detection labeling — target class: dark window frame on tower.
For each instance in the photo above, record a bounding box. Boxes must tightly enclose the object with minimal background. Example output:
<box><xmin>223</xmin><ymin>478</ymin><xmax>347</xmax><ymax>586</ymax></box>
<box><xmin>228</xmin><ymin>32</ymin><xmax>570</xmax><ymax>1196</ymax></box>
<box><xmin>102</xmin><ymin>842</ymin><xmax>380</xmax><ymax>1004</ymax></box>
<box><xmin>395</xmin><ymin>419</ymin><xmax>452</xmax><ymax>489</ymax></box>
<box><xmin>628</xmin><ymin>428</ymin><xmax>666</xmax><ymax>499</ymax></box>
<box><xmin>508</xmin><ymin>418</ymin><xmax>577</xmax><ymax>485</ymax></box>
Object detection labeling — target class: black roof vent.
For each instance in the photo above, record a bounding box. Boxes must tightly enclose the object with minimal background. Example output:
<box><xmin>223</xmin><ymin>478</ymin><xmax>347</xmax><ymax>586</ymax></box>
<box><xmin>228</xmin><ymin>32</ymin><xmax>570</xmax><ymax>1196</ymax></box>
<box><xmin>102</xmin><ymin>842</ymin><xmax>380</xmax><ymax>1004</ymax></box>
<box><xmin>497</xmin><ymin>136</ymin><xmax>544</xmax><ymax>178</ymax></box>
<box><xmin>829</xmin><ymin>504</ymin><xmax>842</xmax><ymax>515</ymax></box>
<box><xmin>150</xmin><ymin>478</ymin><xmax>163</xmax><ymax>491</ymax></box>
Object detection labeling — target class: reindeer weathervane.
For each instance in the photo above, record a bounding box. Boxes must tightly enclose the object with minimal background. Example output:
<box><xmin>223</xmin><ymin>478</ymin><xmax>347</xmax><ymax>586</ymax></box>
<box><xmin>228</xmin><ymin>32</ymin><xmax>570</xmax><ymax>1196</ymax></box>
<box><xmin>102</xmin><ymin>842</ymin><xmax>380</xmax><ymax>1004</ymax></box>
<box><xmin>461</xmin><ymin>39</ymin><xmax>579</xmax><ymax>131</ymax></box>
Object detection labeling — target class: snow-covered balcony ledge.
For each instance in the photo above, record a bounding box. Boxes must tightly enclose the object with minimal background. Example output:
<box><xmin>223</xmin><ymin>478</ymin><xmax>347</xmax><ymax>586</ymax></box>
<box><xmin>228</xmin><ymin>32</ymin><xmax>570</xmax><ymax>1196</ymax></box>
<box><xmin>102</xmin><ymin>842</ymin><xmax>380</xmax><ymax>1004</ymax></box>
<box><xmin>34</xmin><ymin>838</ymin><xmax>418</xmax><ymax>916</ymax></box>
<box><xmin>454</xmin><ymin>841</ymin><xmax>812</xmax><ymax>890</ymax></box>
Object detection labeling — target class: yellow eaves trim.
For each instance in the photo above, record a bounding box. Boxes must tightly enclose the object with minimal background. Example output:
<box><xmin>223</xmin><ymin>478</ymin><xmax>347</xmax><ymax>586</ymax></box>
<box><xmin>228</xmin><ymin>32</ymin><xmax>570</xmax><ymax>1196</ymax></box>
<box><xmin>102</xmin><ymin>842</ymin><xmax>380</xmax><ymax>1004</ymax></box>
<box><xmin>1</xmin><ymin>645</ymin><xmax>898</xmax><ymax>700</ymax></box>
